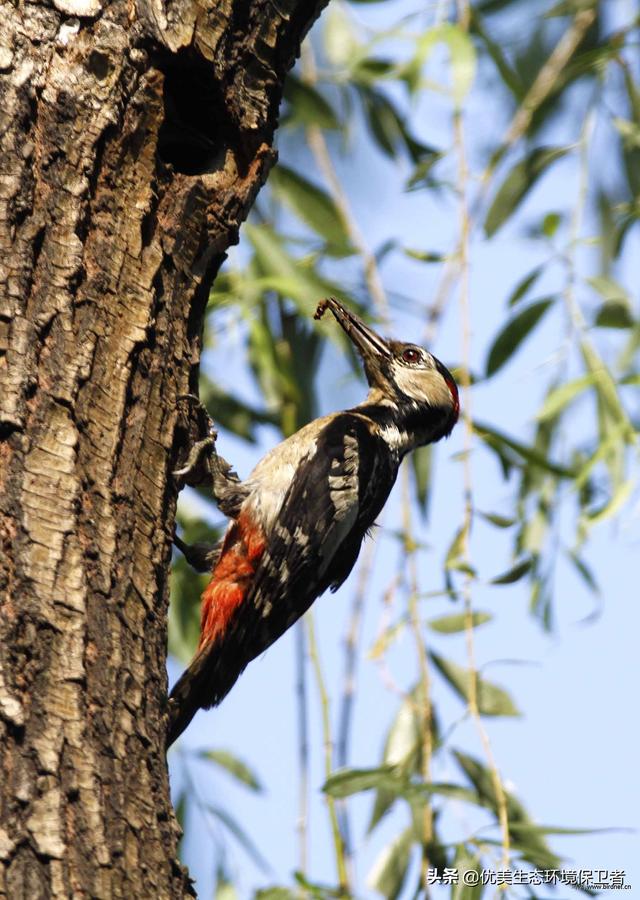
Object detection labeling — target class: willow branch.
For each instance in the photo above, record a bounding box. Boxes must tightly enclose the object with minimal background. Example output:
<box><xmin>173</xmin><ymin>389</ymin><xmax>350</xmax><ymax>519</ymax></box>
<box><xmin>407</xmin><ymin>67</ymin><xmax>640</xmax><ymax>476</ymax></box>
<box><xmin>425</xmin><ymin>7</ymin><xmax>597</xmax><ymax>342</ymax></box>
<box><xmin>306</xmin><ymin>611</ymin><xmax>351</xmax><ymax>892</ymax></box>
<box><xmin>300</xmin><ymin>43</ymin><xmax>389</xmax><ymax>320</ymax></box>
<box><xmin>453</xmin><ymin>76</ymin><xmax>511</xmax><ymax>870</ymax></box>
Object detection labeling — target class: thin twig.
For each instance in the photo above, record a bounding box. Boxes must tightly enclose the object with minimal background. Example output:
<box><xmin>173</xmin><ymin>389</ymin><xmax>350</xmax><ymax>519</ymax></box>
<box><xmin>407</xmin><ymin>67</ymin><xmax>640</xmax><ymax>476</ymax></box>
<box><xmin>425</xmin><ymin>7</ymin><xmax>597</xmax><ymax>343</ymax></box>
<box><xmin>335</xmin><ymin>535</ymin><xmax>378</xmax><ymax>875</ymax></box>
<box><xmin>497</xmin><ymin>9</ymin><xmax>596</xmax><ymax>168</ymax></box>
<box><xmin>453</xmin><ymin>77</ymin><xmax>511</xmax><ymax>871</ymax></box>
<box><xmin>306</xmin><ymin>611</ymin><xmax>350</xmax><ymax>894</ymax></box>
<box><xmin>299</xmin><ymin>41</ymin><xmax>392</xmax><ymax>885</ymax></box>
<box><xmin>372</xmin><ymin>575</ymin><xmax>407</xmax><ymax>698</ymax></box>
<box><xmin>562</xmin><ymin>108</ymin><xmax>636</xmax><ymax>445</ymax></box>
<box><xmin>563</xmin><ymin>109</ymin><xmax>593</xmax><ymax>329</ymax></box>
<box><xmin>294</xmin><ymin>622</ymin><xmax>309</xmax><ymax>879</ymax></box>
<box><xmin>401</xmin><ymin>467</ymin><xmax>434</xmax><ymax>890</ymax></box>
<box><xmin>300</xmin><ymin>43</ymin><xmax>390</xmax><ymax>321</ymax></box>
<box><xmin>336</xmin><ymin>538</ymin><xmax>377</xmax><ymax>767</ymax></box>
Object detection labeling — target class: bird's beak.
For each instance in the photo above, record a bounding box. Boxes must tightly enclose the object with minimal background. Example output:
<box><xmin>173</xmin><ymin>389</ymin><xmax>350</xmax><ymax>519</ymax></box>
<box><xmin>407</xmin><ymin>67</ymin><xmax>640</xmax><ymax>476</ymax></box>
<box><xmin>315</xmin><ymin>298</ymin><xmax>391</xmax><ymax>367</ymax></box>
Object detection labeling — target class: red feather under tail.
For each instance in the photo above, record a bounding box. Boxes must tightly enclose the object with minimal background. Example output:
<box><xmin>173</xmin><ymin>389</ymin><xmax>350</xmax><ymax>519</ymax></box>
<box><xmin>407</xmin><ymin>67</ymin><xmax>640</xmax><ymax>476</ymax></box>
<box><xmin>199</xmin><ymin>511</ymin><xmax>266</xmax><ymax>648</ymax></box>
<box><xmin>166</xmin><ymin>512</ymin><xmax>265</xmax><ymax>747</ymax></box>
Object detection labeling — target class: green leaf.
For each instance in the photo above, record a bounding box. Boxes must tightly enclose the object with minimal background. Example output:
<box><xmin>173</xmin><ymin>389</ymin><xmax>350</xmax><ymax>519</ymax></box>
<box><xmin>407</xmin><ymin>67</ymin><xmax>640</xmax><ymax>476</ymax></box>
<box><xmin>453</xmin><ymin>749</ymin><xmax>560</xmax><ymax>869</ymax></box>
<box><xmin>404</xmin><ymin>248</ymin><xmax>445</xmax><ymax>263</ymax></box>
<box><xmin>471</xmin><ymin>9</ymin><xmax>523</xmax><ymax>100</ymax></box>
<box><xmin>445</xmin><ymin>522</ymin><xmax>469</xmax><ymax>571</ymax></box>
<box><xmin>244</xmin><ymin>225</ymin><xmax>325</xmax><ymax>318</ymax></box>
<box><xmin>215</xmin><ymin>878</ymin><xmax>239</xmax><ymax>900</ymax></box>
<box><xmin>519</xmin><ymin>512</ymin><xmax>547</xmax><ymax>559</ymax></box>
<box><xmin>430</xmin><ymin>652</ymin><xmax>520</xmax><ymax>716</ymax></box>
<box><xmin>545</xmin><ymin>0</ymin><xmax>599</xmax><ymax>17</ymax></box>
<box><xmin>478</xmin><ymin>511</ymin><xmax>516</xmax><ymax>528</ymax></box>
<box><xmin>565</xmin><ymin>549</ymin><xmax>600</xmax><ymax>595</ymax></box>
<box><xmin>255</xmin><ymin>890</ymin><xmax>298</xmax><ymax>900</ymax></box>
<box><xmin>613</xmin><ymin>116</ymin><xmax>640</xmax><ymax>150</ymax></box>
<box><xmin>585</xmin><ymin>477</ymin><xmax>634</xmax><ymax>526</ymax></box>
<box><xmin>174</xmin><ymin>791</ymin><xmax>187</xmax><ymax>861</ymax></box>
<box><xmin>368</xmin><ymin>684</ymin><xmax>434</xmax><ymax>833</ymax></box>
<box><xmin>247</xmin><ymin>308</ymin><xmax>295</xmax><ymax>413</ymax></box>
<box><xmin>428</xmin><ymin>611</ymin><xmax>492</xmax><ymax>633</ymax></box>
<box><xmin>405</xmin><ymin>152</ymin><xmax>443</xmax><ymax>191</ymax></box>
<box><xmin>485</xmin><ymin>146</ymin><xmax>571</xmax><ymax>236</ymax></box>
<box><xmin>200</xmin><ymin>378</ymin><xmax>276</xmax><ymax>442</ymax></box>
<box><xmin>485</xmin><ymin>298</ymin><xmax>554</xmax><ymax>376</ymax></box>
<box><xmin>351</xmin><ymin>57</ymin><xmax>396</xmax><ymax>85</ymax></box>
<box><xmin>206</xmin><ymin>804</ymin><xmax>270</xmax><ymax>872</ymax></box>
<box><xmin>269</xmin><ymin>166</ymin><xmax>352</xmax><ymax>253</ymax></box>
<box><xmin>541</xmin><ymin>211</ymin><xmax>562</xmax><ymax>237</ymax></box>
<box><xmin>328</xmin><ymin>765</ymin><xmax>487</xmax><ymax>807</ymax></box>
<box><xmin>416</xmin><ymin>782</ymin><xmax>486</xmax><ymax>804</ymax></box>
<box><xmin>384</xmin><ymin>698</ymin><xmax>420</xmax><ymax>769</ymax></box>
<box><xmin>360</xmin><ymin>89</ymin><xmax>398</xmax><ymax>157</ymax></box>
<box><xmin>479</xmin><ymin>835</ymin><xmax>560</xmax><ymax>871</ymax></box>
<box><xmin>323</xmin><ymin>766</ymin><xmax>406</xmax><ymax>799</ymax></box>
<box><xmin>474</xmin><ymin>421</ymin><xmax>576</xmax><ymax>478</ymax></box>
<box><xmin>506</xmin><ymin>265</ymin><xmax>542</xmax><ymax>307</ymax></box>
<box><xmin>359</xmin><ymin>87</ymin><xmax>437</xmax><ymax>163</ymax></box>
<box><xmin>366</xmin><ymin>827</ymin><xmax>414</xmax><ymax>900</ymax></box>
<box><xmin>411</xmin><ymin>444</ymin><xmax>432</xmax><ymax>518</ymax></box>
<box><xmin>367</xmin><ymin>617</ymin><xmax>408</xmax><ymax>661</ymax></box>
<box><xmin>536</xmin><ymin>374</ymin><xmax>595</xmax><ymax>422</ymax></box>
<box><xmin>361</xmin><ymin>87</ymin><xmax>409</xmax><ymax>158</ymax></box>
<box><xmin>588</xmin><ymin>274</ymin><xmax>631</xmax><ymax>304</ymax></box>
<box><xmin>368</xmin><ymin>783</ymin><xmax>400</xmax><ymax>836</ymax></box>
<box><xmin>283</xmin><ymin>76</ymin><xmax>340</xmax><ymax>130</ymax></box>
<box><xmin>579</xmin><ymin>338</ymin><xmax>635</xmax><ymax>440</ymax></box>
<box><xmin>490</xmin><ymin>557</ymin><xmax>533</xmax><ymax>585</ymax></box>
<box><xmin>169</xmin><ymin>519</ymin><xmax>214</xmax><ymax>666</ymax></box>
<box><xmin>440</xmin><ymin>23</ymin><xmax>477</xmax><ymax>109</ymax></box>
<box><xmin>622</xmin><ymin>57</ymin><xmax>640</xmax><ymax>123</ymax></box>
<box><xmin>174</xmin><ymin>791</ymin><xmax>187</xmax><ymax>830</ymax></box>
<box><xmin>451</xmin><ymin>749</ymin><xmax>503</xmax><ymax>812</ymax></box>
<box><xmin>508</xmin><ymin>822</ymin><xmax>629</xmax><ymax>837</ymax></box>
<box><xmin>452</xmin><ymin>845</ymin><xmax>484</xmax><ymax>900</ymax></box>
<box><xmin>323</xmin><ymin>3</ymin><xmax>360</xmax><ymax>67</ymax></box>
<box><xmin>595</xmin><ymin>301</ymin><xmax>634</xmax><ymax>329</ymax></box>
<box><xmin>410</xmin><ymin>24</ymin><xmax>477</xmax><ymax>108</ymax></box>
<box><xmin>201</xmin><ymin>749</ymin><xmax>263</xmax><ymax>792</ymax></box>
<box><xmin>293</xmin><ymin>872</ymin><xmax>344</xmax><ymax>899</ymax></box>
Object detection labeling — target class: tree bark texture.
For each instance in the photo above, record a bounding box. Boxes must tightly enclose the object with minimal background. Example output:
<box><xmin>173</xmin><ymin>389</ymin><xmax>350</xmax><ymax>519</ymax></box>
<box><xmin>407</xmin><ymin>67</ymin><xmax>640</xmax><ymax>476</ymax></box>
<box><xmin>0</xmin><ymin>0</ymin><xmax>326</xmax><ymax>896</ymax></box>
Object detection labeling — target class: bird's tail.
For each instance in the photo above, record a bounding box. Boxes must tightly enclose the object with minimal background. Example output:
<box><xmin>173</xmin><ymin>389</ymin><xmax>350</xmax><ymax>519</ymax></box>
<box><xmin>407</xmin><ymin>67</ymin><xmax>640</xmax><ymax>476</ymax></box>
<box><xmin>167</xmin><ymin>511</ymin><xmax>266</xmax><ymax>748</ymax></box>
<box><xmin>166</xmin><ymin>640</ymin><xmax>243</xmax><ymax>748</ymax></box>
<box><xmin>166</xmin><ymin>664</ymin><xmax>202</xmax><ymax>749</ymax></box>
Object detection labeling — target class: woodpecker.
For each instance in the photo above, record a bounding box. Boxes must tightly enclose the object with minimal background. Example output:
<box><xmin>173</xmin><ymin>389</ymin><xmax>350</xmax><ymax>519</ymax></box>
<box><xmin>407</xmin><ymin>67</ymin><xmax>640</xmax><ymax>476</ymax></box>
<box><xmin>167</xmin><ymin>298</ymin><xmax>459</xmax><ymax>746</ymax></box>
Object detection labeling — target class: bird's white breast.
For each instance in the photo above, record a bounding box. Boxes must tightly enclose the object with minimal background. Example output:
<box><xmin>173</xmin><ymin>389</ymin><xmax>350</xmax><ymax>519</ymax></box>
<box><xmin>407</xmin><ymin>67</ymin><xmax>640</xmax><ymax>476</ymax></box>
<box><xmin>242</xmin><ymin>415</ymin><xmax>334</xmax><ymax>531</ymax></box>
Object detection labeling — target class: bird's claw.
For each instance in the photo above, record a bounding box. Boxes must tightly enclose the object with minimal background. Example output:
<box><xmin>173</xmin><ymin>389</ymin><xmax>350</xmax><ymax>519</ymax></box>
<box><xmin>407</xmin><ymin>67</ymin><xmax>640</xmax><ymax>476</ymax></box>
<box><xmin>174</xmin><ymin>394</ymin><xmax>220</xmax><ymax>486</ymax></box>
<box><xmin>173</xmin><ymin>435</ymin><xmax>215</xmax><ymax>479</ymax></box>
<box><xmin>174</xmin><ymin>392</ymin><xmax>244</xmax><ymax>510</ymax></box>
<box><xmin>177</xmin><ymin>394</ymin><xmax>218</xmax><ymax>441</ymax></box>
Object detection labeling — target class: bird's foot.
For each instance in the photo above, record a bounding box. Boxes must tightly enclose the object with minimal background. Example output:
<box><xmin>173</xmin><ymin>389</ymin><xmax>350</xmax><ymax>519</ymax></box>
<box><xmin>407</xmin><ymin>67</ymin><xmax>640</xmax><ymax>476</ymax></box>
<box><xmin>174</xmin><ymin>394</ymin><xmax>246</xmax><ymax>516</ymax></box>
<box><xmin>173</xmin><ymin>532</ymin><xmax>222</xmax><ymax>573</ymax></box>
<box><xmin>173</xmin><ymin>394</ymin><xmax>219</xmax><ymax>487</ymax></box>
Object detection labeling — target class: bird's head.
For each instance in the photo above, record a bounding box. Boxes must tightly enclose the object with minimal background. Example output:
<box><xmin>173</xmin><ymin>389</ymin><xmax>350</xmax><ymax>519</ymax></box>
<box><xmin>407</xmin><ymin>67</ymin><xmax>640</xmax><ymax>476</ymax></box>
<box><xmin>315</xmin><ymin>297</ymin><xmax>459</xmax><ymax>438</ymax></box>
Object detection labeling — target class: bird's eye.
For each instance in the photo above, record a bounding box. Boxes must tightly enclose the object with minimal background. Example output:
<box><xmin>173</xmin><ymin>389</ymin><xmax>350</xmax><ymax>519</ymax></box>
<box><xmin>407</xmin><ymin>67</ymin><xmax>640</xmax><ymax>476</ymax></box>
<box><xmin>401</xmin><ymin>348</ymin><xmax>421</xmax><ymax>364</ymax></box>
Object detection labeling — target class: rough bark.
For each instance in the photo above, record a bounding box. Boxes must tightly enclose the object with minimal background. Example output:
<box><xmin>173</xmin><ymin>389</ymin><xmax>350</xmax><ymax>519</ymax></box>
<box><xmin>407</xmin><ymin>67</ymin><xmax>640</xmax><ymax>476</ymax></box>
<box><xmin>0</xmin><ymin>0</ymin><xmax>326</xmax><ymax>895</ymax></box>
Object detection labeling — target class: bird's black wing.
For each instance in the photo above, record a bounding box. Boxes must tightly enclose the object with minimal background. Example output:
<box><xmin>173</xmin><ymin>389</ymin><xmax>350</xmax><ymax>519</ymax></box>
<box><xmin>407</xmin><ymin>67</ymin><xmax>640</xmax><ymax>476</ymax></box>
<box><xmin>244</xmin><ymin>412</ymin><xmax>397</xmax><ymax>648</ymax></box>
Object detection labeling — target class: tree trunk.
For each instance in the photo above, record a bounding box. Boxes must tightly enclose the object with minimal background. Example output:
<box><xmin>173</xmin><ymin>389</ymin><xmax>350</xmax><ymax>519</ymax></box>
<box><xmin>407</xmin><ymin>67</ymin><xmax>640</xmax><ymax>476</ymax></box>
<box><xmin>0</xmin><ymin>0</ymin><xmax>326</xmax><ymax>895</ymax></box>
